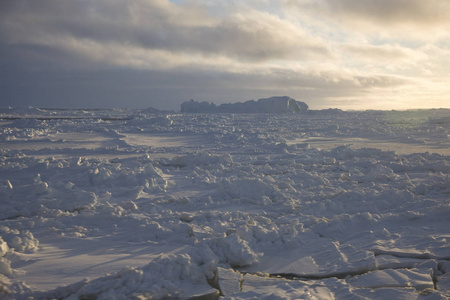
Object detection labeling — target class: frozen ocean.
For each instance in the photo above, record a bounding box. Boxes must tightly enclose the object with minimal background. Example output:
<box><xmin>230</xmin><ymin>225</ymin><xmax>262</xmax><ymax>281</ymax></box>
<box><xmin>0</xmin><ymin>102</ymin><xmax>449</xmax><ymax>299</ymax></box>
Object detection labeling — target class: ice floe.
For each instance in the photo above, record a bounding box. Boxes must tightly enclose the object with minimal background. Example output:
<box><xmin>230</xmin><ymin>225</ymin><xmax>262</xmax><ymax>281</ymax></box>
<box><xmin>0</xmin><ymin>106</ymin><xmax>449</xmax><ymax>299</ymax></box>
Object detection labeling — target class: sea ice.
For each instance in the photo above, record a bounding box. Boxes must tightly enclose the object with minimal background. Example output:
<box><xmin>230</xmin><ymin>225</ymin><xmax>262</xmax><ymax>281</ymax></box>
<box><xmin>0</xmin><ymin>106</ymin><xmax>448</xmax><ymax>299</ymax></box>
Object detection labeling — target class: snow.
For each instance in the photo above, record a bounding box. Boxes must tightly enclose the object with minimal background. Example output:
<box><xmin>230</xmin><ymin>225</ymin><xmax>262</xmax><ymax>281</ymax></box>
<box><xmin>0</xmin><ymin>106</ymin><xmax>449</xmax><ymax>299</ymax></box>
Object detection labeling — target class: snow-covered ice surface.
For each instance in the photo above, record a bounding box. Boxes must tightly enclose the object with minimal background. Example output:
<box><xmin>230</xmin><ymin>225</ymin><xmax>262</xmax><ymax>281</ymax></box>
<box><xmin>0</xmin><ymin>107</ymin><xmax>449</xmax><ymax>299</ymax></box>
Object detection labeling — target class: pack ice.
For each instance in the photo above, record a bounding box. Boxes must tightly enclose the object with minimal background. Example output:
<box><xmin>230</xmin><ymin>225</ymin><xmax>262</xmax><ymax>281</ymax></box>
<box><xmin>0</xmin><ymin>101</ymin><xmax>449</xmax><ymax>299</ymax></box>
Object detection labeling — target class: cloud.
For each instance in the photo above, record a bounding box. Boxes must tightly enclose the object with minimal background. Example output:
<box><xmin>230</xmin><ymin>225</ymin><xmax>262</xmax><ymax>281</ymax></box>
<box><xmin>0</xmin><ymin>0</ymin><xmax>448</xmax><ymax>110</ymax></box>
<box><xmin>338</xmin><ymin>43</ymin><xmax>431</xmax><ymax>75</ymax></box>
<box><xmin>283</xmin><ymin>0</ymin><xmax>450</xmax><ymax>39</ymax></box>
<box><xmin>286</xmin><ymin>0</ymin><xmax>450</xmax><ymax>25</ymax></box>
<box><xmin>418</xmin><ymin>44</ymin><xmax>450</xmax><ymax>76</ymax></box>
<box><xmin>0</xmin><ymin>0</ymin><xmax>332</xmax><ymax>71</ymax></box>
<box><xmin>342</xmin><ymin>44</ymin><xmax>415</xmax><ymax>61</ymax></box>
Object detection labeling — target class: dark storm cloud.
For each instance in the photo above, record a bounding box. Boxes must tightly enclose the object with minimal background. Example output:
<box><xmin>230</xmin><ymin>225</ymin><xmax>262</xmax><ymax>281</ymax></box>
<box><xmin>0</xmin><ymin>53</ymin><xmax>410</xmax><ymax>110</ymax></box>
<box><xmin>0</xmin><ymin>0</ymin><xmax>331</xmax><ymax>65</ymax></box>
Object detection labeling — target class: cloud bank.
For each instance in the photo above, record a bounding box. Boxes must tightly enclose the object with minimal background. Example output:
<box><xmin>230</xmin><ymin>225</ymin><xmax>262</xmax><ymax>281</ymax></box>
<box><xmin>0</xmin><ymin>0</ymin><xmax>449</xmax><ymax>110</ymax></box>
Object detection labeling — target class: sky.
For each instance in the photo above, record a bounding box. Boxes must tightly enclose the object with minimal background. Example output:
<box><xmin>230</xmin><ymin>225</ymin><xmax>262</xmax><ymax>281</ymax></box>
<box><xmin>1</xmin><ymin>0</ymin><xmax>449</xmax><ymax>111</ymax></box>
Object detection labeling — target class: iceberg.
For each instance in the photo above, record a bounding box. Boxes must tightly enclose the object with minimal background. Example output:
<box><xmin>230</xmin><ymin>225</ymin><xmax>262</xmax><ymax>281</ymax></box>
<box><xmin>181</xmin><ymin>96</ymin><xmax>308</xmax><ymax>113</ymax></box>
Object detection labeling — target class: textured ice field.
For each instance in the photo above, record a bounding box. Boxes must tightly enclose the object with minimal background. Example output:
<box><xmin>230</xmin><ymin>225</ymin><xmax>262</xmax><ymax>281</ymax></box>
<box><xmin>0</xmin><ymin>107</ymin><xmax>449</xmax><ymax>299</ymax></box>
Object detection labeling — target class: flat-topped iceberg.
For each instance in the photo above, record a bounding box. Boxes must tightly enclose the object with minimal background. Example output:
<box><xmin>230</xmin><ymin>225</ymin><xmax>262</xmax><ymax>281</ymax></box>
<box><xmin>181</xmin><ymin>96</ymin><xmax>308</xmax><ymax>113</ymax></box>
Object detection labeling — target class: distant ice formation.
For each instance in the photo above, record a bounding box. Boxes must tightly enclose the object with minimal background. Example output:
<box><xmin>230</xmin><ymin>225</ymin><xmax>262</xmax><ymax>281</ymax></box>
<box><xmin>181</xmin><ymin>96</ymin><xmax>308</xmax><ymax>113</ymax></box>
